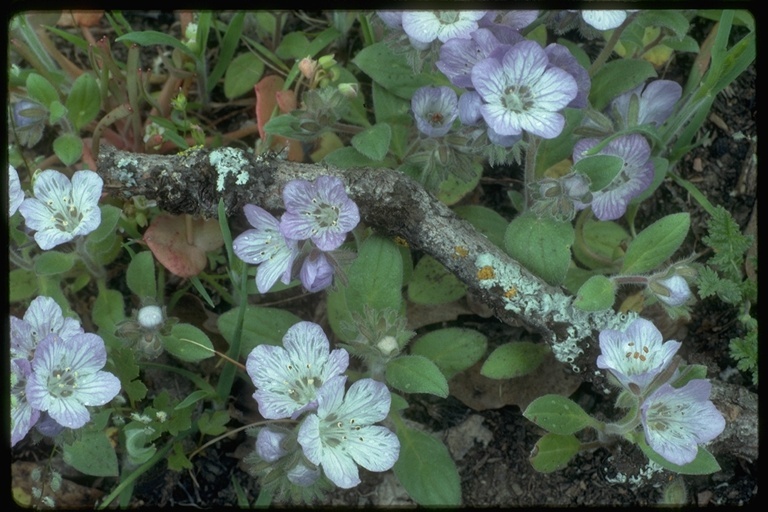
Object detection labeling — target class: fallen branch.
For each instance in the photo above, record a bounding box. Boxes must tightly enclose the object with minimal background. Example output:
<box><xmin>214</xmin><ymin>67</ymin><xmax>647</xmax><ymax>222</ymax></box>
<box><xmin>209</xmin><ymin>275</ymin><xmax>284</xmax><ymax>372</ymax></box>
<box><xmin>96</xmin><ymin>143</ymin><xmax>756</xmax><ymax>462</ymax></box>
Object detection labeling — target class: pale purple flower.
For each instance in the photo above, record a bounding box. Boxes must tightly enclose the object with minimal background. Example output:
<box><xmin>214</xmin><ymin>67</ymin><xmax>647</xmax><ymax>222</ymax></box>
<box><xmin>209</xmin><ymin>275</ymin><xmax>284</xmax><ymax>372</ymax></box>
<box><xmin>300</xmin><ymin>251</ymin><xmax>335</xmax><ymax>293</ymax></box>
<box><xmin>597</xmin><ymin>318</ymin><xmax>681</xmax><ymax>395</ymax></box>
<box><xmin>10</xmin><ymin>295</ymin><xmax>84</xmax><ymax>362</ymax></box>
<box><xmin>651</xmin><ymin>275</ymin><xmax>692</xmax><ymax>307</ymax></box>
<box><xmin>233</xmin><ymin>204</ymin><xmax>299</xmax><ymax>294</ymax></box>
<box><xmin>412</xmin><ymin>86</ymin><xmax>458</xmax><ymax>137</ymax></box>
<box><xmin>612</xmin><ymin>80</ymin><xmax>683</xmax><ymax>128</ymax></box>
<box><xmin>572</xmin><ymin>134</ymin><xmax>654</xmax><ymax>220</ymax></box>
<box><xmin>471</xmin><ymin>40</ymin><xmax>578</xmax><ymax>139</ymax></box>
<box><xmin>580</xmin><ymin>10</ymin><xmax>630</xmax><ymax>31</ymax></box>
<box><xmin>286</xmin><ymin>461</ymin><xmax>322</xmax><ymax>487</ymax></box>
<box><xmin>256</xmin><ymin>427</ymin><xmax>289</xmax><ymax>462</ymax></box>
<box><xmin>298</xmin><ymin>376</ymin><xmax>400</xmax><ymax>489</ymax></box>
<box><xmin>246</xmin><ymin>321</ymin><xmax>349</xmax><ymax>420</ymax></box>
<box><xmin>376</xmin><ymin>11</ymin><xmax>402</xmax><ymax>29</ymax></box>
<box><xmin>544</xmin><ymin>43</ymin><xmax>591</xmax><ymax>109</ymax></box>
<box><xmin>9</xmin><ymin>164</ymin><xmax>25</xmax><ymax>216</ymax></box>
<box><xmin>18</xmin><ymin>169</ymin><xmax>103</xmax><ymax>250</ymax></box>
<box><xmin>11</xmin><ymin>358</ymin><xmax>40</xmax><ymax>447</ymax></box>
<box><xmin>480</xmin><ymin>10</ymin><xmax>539</xmax><ymax>31</ymax></box>
<box><xmin>641</xmin><ymin>380</ymin><xmax>726</xmax><ymax>466</ymax></box>
<box><xmin>402</xmin><ymin>11</ymin><xmax>487</xmax><ymax>44</ymax></box>
<box><xmin>26</xmin><ymin>333</ymin><xmax>121</xmax><ymax>430</ymax></box>
<box><xmin>280</xmin><ymin>176</ymin><xmax>360</xmax><ymax>252</ymax></box>
<box><xmin>34</xmin><ymin>412</ymin><xmax>66</xmax><ymax>438</ymax></box>
<box><xmin>437</xmin><ymin>28</ymin><xmax>514</xmax><ymax>89</ymax></box>
<box><xmin>458</xmin><ymin>91</ymin><xmax>484</xmax><ymax>125</ymax></box>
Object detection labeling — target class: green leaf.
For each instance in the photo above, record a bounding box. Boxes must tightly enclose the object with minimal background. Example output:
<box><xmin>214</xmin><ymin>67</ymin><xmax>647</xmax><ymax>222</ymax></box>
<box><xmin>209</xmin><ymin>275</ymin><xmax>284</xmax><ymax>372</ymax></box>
<box><xmin>48</xmin><ymin>100</ymin><xmax>68</xmax><ymax>124</ymax></box>
<box><xmin>10</xmin><ymin>269</ymin><xmax>38</xmax><ymax>302</ymax></box>
<box><xmin>637</xmin><ymin>437</ymin><xmax>721</xmax><ymax>475</ymax></box>
<box><xmin>198</xmin><ymin>410</ymin><xmax>230</xmax><ymax>436</ymax></box>
<box><xmin>217</xmin><ymin>305</ymin><xmax>301</xmax><ymax>358</ymax></box>
<box><xmin>589</xmin><ymin>58</ymin><xmax>657</xmax><ymax>111</ymax></box>
<box><xmin>410</xmin><ymin>327</ymin><xmax>487</xmax><ymax>380</ymax></box>
<box><xmin>275</xmin><ymin>31</ymin><xmax>310</xmax><ymax>59</ymax></box>
<box><xmin>407</xmin><ymin>255</ymin><xmax>466</xmax><ymax>305</ymax></box>
<box><xmin>224</xmin><ymin>52</ymin><xmax>265</xmax><ymax>99</ymax></box>
<box><xmin>385</xmin><ymin>355</ymin><xmax>449</xmax><ymax>398</ymax></box>
<box><xmin>323</xmin><ymin>146</ymin><xmax>392</xmax><ymax>169</ymax></box>
<box><xmin>168</xmin><ymin>441</ymin><xmax>194</xmax><ymax>471</ymax></box>
<box><xmin>53</xmin><ymin>133</ymin><xmax>83</xmax><ymax>166</ymax></box>
<box><xmin>523</xmin><ymin>395</ymin><xmax>597</xmax><ymax>435</ymax></box>
<box><xmin>34</xmin><ymin>250</ymin><xmax>75</xmax><ymax>276</ymax></box>
<box><xmin>529</xmin><ymin>433</ymin><xmax>581</xmax><ymax>473</ymax></box>
<box><xmin>633</xmin><ymin>10</ymin><xmax>690</xmax><ymax>40</ymax></box>
<box><xmin>116</xmin><ymin>30</ymin><xmax>197</xmax><ymax>59</ymax></box>
<box><xmin>573</xmin><ymin>216</ymin><xmax>628</xmax><ymax>270</ymax></box>
<box><xmin>174</xmin><ymin>389</ymin><xmax>213</xmax><ymax>410</ymax></box>
<box><xmin>573</xmin><ymin>154</ymin><xmax>624</xmax><ymax>191</ymax></box>
<box><xmin>504</xmin><ymin>212</ymin><xmax>574</xmax><ymax>286</ymax></box>
<box><xmin>124</xmin><ymin>427</ymin><xmax>157</xmax><ymax>466</ymax></box>
<box><xmin>481</xmin><ymin>341</ymin><xmax>550</xmax><ymax>379</ymax></box>
<box><xmin>62</xmin><ymin>429</ymin><xmax>119</xmax><ymax>477</ymax></box>
<box><xmin>66</xmin><ymin>72</ymin><xmax>101</xmax><ymax>130</ymax></box>
<box><xmin>621</xmin><ymin>213</ymin><xmax>690</xmax><ymax>274</ymax></box>
<box><xmin>92</xmin><ymin>288</ymin><xmax>125</xmax><ymax>332</ymax></box>
<box><xmin>207</xmin><ymin>12</ymin><xmax>246</xmax><ymax>94</ymax></box>
<box><xmin>393</xmin><ymin>425</ymin><xmax>461</xmax><ymax>506</ymax></box>
<box><xmin>126</xmin><ymin>251</ymin><xmax>157</xmax><ymax>300</ymax></box>
<box><xmin>436</xmin><ymin>161</ymin><xmax>483</xmax><ymax>206</ymax></box>
<box><xmin>26</xmin><ymin>73</ymin><xmax>59</xmax><ymax>106</ymax></box>
<box><xmin>453</xmin><ymin>205</ymin><xmax>508</xmax><ymax>249</ymax></box>
<box><xmin>346</xmin><ymin>235</ymin><xmax>405</xmax><ymax>313</ymax></box>
<box><xmin>573</xmin><ymin>275</ymin><xmax>616</xmax><ymax>311</ymax></box>
<box><xmin>352</xmin><ymin>42</ymin><xmax>444</xmax><ymax>99</ymax></box>
<box><xmin>372</xmin><ymin>81</ymin><xmax>410</xmax><ymax>123</ymax></box>
<box><xmin>162</xmin><ymin>323</ymin><xmax>215</xmax><ymax>362</ymax></box>
<box><xmin>88</xmin><ymin>205</ymin><xmax>123</xmax><ymax>245</ymax></box>
<box><xmin>351</xmin><ymin>123</ymin><xmax>391</xmax><ymax>162</ymax></box>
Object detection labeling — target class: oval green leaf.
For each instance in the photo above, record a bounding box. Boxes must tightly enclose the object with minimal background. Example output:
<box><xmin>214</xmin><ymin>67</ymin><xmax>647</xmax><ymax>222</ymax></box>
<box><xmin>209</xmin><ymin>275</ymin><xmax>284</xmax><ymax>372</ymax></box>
<box><xmin>224</xmin><ymin>53</ymin><xmax>265</xmax><ymax>99</ymax></box>
<box><xmin>351</xmin><ymin>123</ymin><xmax>391</xmax><ymax>162</ymax></box>
<box><xmin>162</xmin><ymin>323</ymin><xmax>214</xmax><ymax>362</ymax></box>
<box><xmin>481</xmin><ymin>341</ymin><xmax>550</xmax><ymax>379</ymax></box>
<box><xmin>523</xmin><ymin>394</ymin><xmax>597</xmax><ymax>435</ymax></box>
<box><xmin>530</xmin><ymin>433</ymin><xmax>581</xmax><ymax>473</ymax></box>
<box><xmin>385</xmin><ymin>355</ymin><xmax>449</xmax><ymax>398</ymax></box>
<box><xmin>126</xmin><ymin>250</ymin><xmax>157</xmax><ymax>300</ymax></box>
<box><xmin>410</xmin><ymin>327</ymin><xmax>487</xmax><ymax>379</ymax></box>
<box><xmin>408</xmin><ymin>255</ymin><xmax>466</xmax><ymax>305</ymax></box>
<box><xmin>574</xmin><ymin>275</ymin><xmax>616</xmax><ymax>311</ymax></box>
<box><xmin>217</xmin><ymin>305</ymin><xmax>301</xmax><ymax>358</ymax></box>
<box><xmin>34</xmin><ymin>250</ymin><xmax>75</xmax><ymax>276</ymax></box>
<box><xmin>621</xmin><ymin>213</ymin><xmax>690</xmax><ymax>274</ymax></box>
<box><xmin>393</xmin><ymin>425</ymin><xmax>461</xmax><ymax>506</ymax></box>
<box><xmin>504</xmin><ymin>212</ymin><xmax>574</xmax><ymax>286</ymax></box>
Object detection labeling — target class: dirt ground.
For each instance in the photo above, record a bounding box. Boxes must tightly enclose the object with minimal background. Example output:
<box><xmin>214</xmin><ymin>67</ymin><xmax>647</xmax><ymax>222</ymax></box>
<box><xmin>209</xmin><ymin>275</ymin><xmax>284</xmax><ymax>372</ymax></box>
<box><xmin>10</xmin><ymin>11</ymin><xmax>756</xmax><ymax>508</ymax></box>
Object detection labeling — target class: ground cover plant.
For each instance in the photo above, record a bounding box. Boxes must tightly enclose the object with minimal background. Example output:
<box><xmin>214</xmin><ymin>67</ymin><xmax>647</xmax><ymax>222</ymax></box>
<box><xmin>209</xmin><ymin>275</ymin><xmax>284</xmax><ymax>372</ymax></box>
<box><xmin>8</xmin><ymin>9</ymin><xmax>757</xmax><ymax>507</ymax></box>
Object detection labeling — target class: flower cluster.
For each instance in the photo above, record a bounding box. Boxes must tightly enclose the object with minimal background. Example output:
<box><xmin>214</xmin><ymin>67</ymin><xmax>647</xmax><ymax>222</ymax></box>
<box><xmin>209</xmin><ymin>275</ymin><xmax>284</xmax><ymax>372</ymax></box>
<box><xmin>233</xmin><ymin>176</ymin><xmax>359</xmax><ymax>293</ymax></box>
<box><xmin>10</xmin><ymin>296</ymin><xmax>121</xmax><ymax>446</ymax></box>
<box><xmin>598</xmin><ymin>318</ymin><xmax>725</xmax><ymax>465</ymax></box>
<box><xmin>246</xmin><ymin>322</ymin><xmax>399</xmax><ymax>489</ymax></box>
<box><xmin>17</xmin><ymin>168</ymin><xmax>103</xmax><ymax>250</ymax></box>
<box><xmin>381</xmin><ymin>11</ymin><xmax>588</xmax><ymax>146</ymax></box>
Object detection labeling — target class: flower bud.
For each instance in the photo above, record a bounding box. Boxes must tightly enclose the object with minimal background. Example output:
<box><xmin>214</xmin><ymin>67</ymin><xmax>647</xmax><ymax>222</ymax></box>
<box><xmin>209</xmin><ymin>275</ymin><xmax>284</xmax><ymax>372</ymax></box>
<box><xmin>138</xmin><ymin>305</ymin><xmax>164</xmax><ymax>330</ymax></box>
<box><xmin>376</xmin><ymin>335</ymin><xmax>399</xmax><ymax>356</ymax></box>
<box><xmin>649</xmin><ymin>275</ymin><xmax>692</xmax><ymax>307</ymax></box>
<box><xmin>298</xmin><ymin>57</ymin><xmax>318</xmax><ymax>80</ymax></box>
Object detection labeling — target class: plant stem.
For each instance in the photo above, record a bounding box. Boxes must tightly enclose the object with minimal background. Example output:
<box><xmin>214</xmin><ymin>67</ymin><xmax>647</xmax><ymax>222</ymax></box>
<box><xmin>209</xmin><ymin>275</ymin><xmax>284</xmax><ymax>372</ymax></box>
<box><xmin>588</xmin><ymin>13</ymin><xmax>638</xmax><ymax>77</ymax></box>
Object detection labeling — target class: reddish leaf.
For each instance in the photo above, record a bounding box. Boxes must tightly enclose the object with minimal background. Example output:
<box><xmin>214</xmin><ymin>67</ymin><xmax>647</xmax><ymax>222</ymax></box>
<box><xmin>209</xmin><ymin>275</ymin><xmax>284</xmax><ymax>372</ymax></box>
<box><xmin>143</xmin><ymin>214</ymin><xmax>223</xmax><ymax>278</ymax></box>
<box><xmin>254</xmin><ymin>76</ymin><xmax>305</xmax><ymax>162</ymax></box>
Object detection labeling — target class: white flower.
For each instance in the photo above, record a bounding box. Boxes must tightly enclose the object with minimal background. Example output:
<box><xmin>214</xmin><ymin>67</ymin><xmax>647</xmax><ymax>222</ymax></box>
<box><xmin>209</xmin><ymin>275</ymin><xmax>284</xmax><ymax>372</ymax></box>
<box><xmin>402</xmin><ymin>11</ymin><xmax>487</xmax><ymax>44</ymax></box>
<box><xmin>580</xmin><ymin>10</ymin><xmax>630</xmax><ymax>31</ymax></box>
<box><xmin>18</xmin><ymin>169</ymin><xmax>103</xmax><ymax>250</ymax></box>
<box><xmin>298</xmin><ymin>376</ymin><xmax>400</xmax><ymax>489</ymax></box>
<box><xmin>8</xmin><ymin>164</ymin><xmax>25</xmax><ymax>216</ymax></box>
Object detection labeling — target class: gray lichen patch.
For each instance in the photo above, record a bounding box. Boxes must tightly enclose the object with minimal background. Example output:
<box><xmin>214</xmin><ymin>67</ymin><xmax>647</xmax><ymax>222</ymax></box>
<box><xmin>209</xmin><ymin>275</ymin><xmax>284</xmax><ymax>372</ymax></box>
<box><xmin>115</xmin><ymin>156</ymin><xmax>140</xmax><ymax>187</ymax></box>
<box><xmin>474</xmin><ymin>252</ymin><xmax>636</xmax><ymax>369</ymax></box>
<box><xmin>209</xmin><ymin>147</ymin><xmax>250</xmax><ymax>192</ymax></box>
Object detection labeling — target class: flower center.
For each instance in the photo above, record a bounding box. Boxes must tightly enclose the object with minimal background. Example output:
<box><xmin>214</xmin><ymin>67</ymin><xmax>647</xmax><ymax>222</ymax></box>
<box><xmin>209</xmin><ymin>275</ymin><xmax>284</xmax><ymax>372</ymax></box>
<box><xmin>48</xmin><ymin>366</ymin><xmax>78</xmax><ymax>398</ymax></box>
<box><xmin>502</xmin><ymin>85</ymin><xmax>534</xmax><ymax>113</ymax></box>
<box><xmin>322</xmin><ymin>414</ymin><xmax>363</xmax><ymax>448</ymax></box>
<box><xmin>48</xmin><ymin>194</ymin><xmax>84</xmax><ymax>233</ymax></box>
<box><xmin>306</xmin><ymin>199</ymin><xmax>340</xmax><ymax>231</ymax></box>
<box><xmin>284</xmin><ymin>362</ymin><xmax>323</xmax><ymax>404</ymax></box>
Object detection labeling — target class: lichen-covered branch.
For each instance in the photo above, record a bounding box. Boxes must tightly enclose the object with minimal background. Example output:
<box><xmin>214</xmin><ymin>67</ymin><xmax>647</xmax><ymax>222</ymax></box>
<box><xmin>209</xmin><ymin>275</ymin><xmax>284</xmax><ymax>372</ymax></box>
<box><xmin>96</xmin><ymin>143</ymin><xmax>756</xmax><ymax>461</ymax></box>
<box><xmin>97</xmin><ymin>143</ymin><xmax>622</xmax><ymax>367</ymax></box>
